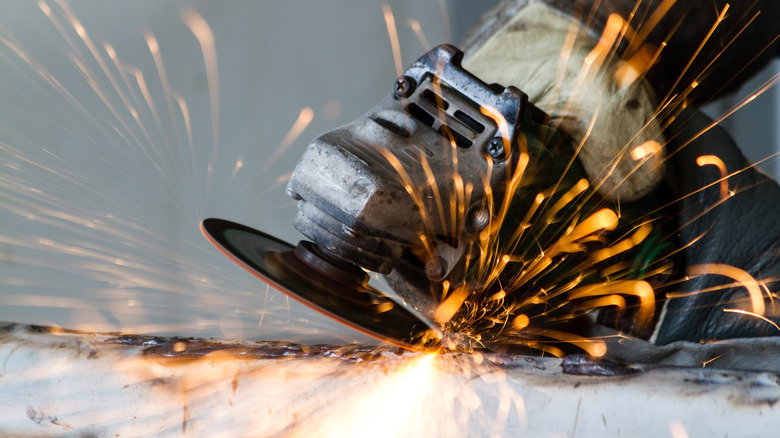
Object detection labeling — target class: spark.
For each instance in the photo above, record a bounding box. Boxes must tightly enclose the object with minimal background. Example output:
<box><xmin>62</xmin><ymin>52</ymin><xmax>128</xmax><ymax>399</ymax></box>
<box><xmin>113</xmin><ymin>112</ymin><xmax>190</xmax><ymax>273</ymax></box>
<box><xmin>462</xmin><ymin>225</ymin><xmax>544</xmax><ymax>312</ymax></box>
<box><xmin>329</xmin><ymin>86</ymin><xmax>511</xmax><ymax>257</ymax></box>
<box><xmin>257</xmin><ymin>107</ymin><xmax>314</xmax><ymax>176</ymax></box>
<box><xmin>723</xmin><ymin>309</ymin><xmax>780</xmax><ymax>332</ymax></box>
<box><xmin>295</xmin><ymin>354</ymin><xmax>438</xmax><ymax>438</ymax></box>
<box><xmin>144</xmin><ymin>31</ymin><xmax>182</xmax><ymax>157</ymax></box>
<box><xmin>5</xmin><ymin>0</ymin><xmax>779</xmax><ymax>363</ymax></box>
<box><xmin>574</xmin><ymin>295</ymin><xmax>627</xmax><ymax>316</ymax></box>
<box><xmin>687</xmin><ymin>264</ymin><xmax>765</xmax><ymax>316</ymax></box>
<box><xmin>569</xmin><ymin>280</ymin><xmax>656</xmax><ymax>331</ymax></box>
<box><xmin>526</xmin><ymin>328</ymin><xmax>607</xmax><ymax>357</ymax></box>
<box><xmin>696</xmin><ymin>154</ymin><xmax>730</xmax><ymax>199</ymax></box>
<box><xmin>659</xmin><ymin>3</ymin><xmax>731</xmax><ymax>107</ymax></box>
<box><xmin>382</xmin><ymin>3</ymin><xmax>403</xmax><ymax>78</ymax></box>
<box><xmin>613</xmin><ymin>43</ymin><xmax>657</xmax><ymax>89</ymax></box>
<box><xmin>226</xmin><ymin>158</ymin><xmax>244</xmax><ymax>182</ymax></box>
<box><xmin>701</xmin><ymin>354</ymin><xmax>725</xmax><ymax>368</ymax></box>
<box><xmin>628</xmin><ymin>0</ymin><xmax>677</xmax><ymax>55</ymax></box>
<box><xmin>321</xmin><ymin>99</ymin><xmax>342</xmax><ymax>120</ymax></box>
<box><xmin>582</xmin><ymin>14</ymin><xmax>627</xmax><ymax>76</ymax></box>
<box><xmin>436</xmin><ymin>0</ymin><xmax>452</xmax><ymax>42</ymax></box>
<box><xmin>512</xmin><ymin>314</ymin><xmax>530</xmax><ymax>330</ymax></box>
<box><xmin>181</xmin><ymin>7</ymin><xmax>219</xmax><ymax>197</ymax></box>
<box><xmin>1</xmin><ymin>2</ymin><xmax>328</xmax><ymax>340</ymax></box>
<box><xmin>669</xmin><ymin>419</ymin><xmax>690</xmax><ymax>438</ymax></box>
<box><xmin>630</xmin><ymin>140</ymin><xmax>662</xmax><ymax>161</ymax></box>
<box><xmin>435</xmin><ymin>286</ymin><xmax>471</xmax><ymax>324</ymax></box>
<box><xmin>590</xmin><ymin>223</ymin><xmax>652</xmax><ymax>263</ymax></box>
<box><xmin>408</xmin><ymin>19</ymin><xmax>431</xmax><ymax>50</ymax></box>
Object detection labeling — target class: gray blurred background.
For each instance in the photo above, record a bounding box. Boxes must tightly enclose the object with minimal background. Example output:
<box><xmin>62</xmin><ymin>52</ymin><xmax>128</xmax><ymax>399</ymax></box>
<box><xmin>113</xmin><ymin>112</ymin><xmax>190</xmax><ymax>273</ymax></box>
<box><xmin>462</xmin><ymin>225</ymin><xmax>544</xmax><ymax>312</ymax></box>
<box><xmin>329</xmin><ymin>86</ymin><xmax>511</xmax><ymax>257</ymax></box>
<box><xmin>0</xmin><ymin>1</ymin><xmax>776</xmax><ymax>341</ymax></box>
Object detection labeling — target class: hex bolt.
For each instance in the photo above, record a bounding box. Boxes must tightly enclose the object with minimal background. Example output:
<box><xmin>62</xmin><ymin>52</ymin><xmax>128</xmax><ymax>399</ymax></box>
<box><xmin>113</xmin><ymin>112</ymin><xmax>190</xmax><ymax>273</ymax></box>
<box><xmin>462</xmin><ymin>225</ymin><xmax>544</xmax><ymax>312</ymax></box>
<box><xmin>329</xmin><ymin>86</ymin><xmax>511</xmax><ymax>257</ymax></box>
<box><xmin>393</xmin><ymin>76</ymin><xmax>416</xmax><ymax>99</ymax></box>
<box><xmin>486</xmin><ymin>137</ymin><xmax>506</xmax><ymax>160</ymax></box>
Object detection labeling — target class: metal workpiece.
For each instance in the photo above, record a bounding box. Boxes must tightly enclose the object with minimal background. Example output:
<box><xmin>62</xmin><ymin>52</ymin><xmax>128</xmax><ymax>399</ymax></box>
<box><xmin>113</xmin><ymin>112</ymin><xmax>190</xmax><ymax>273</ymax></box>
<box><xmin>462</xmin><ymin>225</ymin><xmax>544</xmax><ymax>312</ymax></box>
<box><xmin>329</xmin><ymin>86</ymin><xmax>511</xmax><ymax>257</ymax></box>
<box><xmin>286</xmin><ymin>44</ymin><xmax>551</xmax><ymax>283</ymax></box>
<box><xmin>3</xmin><ymin>323</ymin><xmax>780</xmax><ymax>437</ymax></box>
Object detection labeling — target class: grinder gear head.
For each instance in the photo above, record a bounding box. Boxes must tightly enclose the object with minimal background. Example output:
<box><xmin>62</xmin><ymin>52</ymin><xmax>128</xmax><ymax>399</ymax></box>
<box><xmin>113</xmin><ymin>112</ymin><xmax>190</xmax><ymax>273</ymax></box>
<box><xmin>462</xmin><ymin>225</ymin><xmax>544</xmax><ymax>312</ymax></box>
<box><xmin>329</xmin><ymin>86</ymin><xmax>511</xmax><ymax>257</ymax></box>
<box><xmin>286</xmin><ymin>45</ymin><xmax>554</xmax><ymax>304</ymax></box>
<box><xmin>204</xmin><ymin>44</ymin><xmax>675</xmax><ymax>350</ymax></box>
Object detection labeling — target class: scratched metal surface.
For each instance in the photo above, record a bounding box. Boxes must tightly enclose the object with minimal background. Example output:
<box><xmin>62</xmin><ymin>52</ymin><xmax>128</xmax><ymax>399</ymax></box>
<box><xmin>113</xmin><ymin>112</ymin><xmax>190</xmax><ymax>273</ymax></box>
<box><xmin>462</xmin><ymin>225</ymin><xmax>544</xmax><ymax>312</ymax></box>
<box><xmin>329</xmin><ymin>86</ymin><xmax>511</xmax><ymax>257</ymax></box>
<box><xmin>1</xmin><ymin>323</ymin><xmax>779</xmax><ymax>437</ymax></box>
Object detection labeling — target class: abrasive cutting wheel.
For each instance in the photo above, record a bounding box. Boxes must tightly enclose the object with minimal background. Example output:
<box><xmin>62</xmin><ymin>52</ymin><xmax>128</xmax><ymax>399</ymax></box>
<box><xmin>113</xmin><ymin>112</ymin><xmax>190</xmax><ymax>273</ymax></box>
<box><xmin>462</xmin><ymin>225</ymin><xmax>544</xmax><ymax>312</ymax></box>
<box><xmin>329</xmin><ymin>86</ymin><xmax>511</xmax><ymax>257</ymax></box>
<box><xmin>201</xmin><ymin>218</ymin><xmax>442</xmax><ymax>351</ymax></box>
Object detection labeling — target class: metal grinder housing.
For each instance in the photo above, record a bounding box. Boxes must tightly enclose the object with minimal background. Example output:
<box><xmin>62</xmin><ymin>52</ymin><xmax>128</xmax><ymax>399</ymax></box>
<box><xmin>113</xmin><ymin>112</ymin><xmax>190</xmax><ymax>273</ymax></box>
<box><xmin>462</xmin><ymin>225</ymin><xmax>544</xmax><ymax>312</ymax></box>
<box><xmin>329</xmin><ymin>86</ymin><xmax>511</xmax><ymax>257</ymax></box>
<box><xmin>286</xmin><ymin>45</ymin><xmax>558</xmax><ymax>309</ymax></box>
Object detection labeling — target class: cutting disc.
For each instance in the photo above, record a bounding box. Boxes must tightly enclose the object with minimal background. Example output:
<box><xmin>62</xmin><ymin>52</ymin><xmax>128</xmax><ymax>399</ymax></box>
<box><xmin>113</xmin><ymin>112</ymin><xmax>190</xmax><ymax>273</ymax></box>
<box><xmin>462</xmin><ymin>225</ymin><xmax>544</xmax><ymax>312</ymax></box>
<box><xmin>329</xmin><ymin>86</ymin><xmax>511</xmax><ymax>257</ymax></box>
<box><xmin>201</xmin><ymin>218</ymin><xmax>442</xmax><ymax>351</ymax></box>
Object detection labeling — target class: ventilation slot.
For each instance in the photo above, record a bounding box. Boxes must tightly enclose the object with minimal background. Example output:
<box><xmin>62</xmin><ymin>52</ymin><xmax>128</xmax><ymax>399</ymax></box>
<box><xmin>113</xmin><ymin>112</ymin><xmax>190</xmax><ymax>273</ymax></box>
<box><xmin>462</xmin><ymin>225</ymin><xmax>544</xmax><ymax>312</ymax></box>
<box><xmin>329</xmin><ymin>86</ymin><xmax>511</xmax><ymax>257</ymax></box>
<box><xmin>408</xmin><ymin>103</ymin><xmax>435</xmax><ymax>127</ymax></box>
<box><xmin>440</xmin><ymin>124</ymin><xmax>472</xmax><ymax>148</ymax></box>
<box><xmin>454</xmin><ymin>110</ymin><xmax>485</xmax><ymax>133</ymax></box>
<box><xmin>422</xmin><ymin>89</ymin><xmax>449</xmax><ymax>110</ymax></box>
<box><xmin>408</xmin><ymin>98</ymin><xmax>474</xmax><ymax>149</ymax></box>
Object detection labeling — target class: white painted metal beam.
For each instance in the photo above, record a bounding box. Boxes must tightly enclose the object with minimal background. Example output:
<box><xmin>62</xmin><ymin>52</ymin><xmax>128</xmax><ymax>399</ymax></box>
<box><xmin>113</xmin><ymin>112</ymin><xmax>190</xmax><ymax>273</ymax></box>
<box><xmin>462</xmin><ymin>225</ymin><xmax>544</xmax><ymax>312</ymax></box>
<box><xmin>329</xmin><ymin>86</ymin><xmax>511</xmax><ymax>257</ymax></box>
<box><xmin>1</xmin><ymin>323</ymin><xmax>778</xmax><ymax>437</ymax></box>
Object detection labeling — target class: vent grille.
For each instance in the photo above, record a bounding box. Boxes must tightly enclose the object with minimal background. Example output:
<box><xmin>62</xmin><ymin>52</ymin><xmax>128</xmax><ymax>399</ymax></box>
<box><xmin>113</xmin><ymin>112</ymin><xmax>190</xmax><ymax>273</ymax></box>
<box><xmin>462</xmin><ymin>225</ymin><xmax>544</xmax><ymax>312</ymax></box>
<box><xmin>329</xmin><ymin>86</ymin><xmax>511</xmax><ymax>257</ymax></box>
<box><xmin>406</xmin><ymin>84</ymin><xmax>487</xmax><ymax>149</ymax></box>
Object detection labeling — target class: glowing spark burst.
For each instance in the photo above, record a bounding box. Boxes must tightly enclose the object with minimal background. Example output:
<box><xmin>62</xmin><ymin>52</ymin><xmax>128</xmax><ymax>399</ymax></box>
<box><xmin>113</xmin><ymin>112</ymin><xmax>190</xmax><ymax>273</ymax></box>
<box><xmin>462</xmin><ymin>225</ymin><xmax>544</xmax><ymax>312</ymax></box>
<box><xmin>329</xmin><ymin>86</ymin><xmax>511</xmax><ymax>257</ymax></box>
<box><xmin>1</xmin><ymin>2</ymin><xmax>348</xmax><ymax>340</ymax></box>
<box><xmin>296</xmin><ymin>354</ymin><xmax>438</xmax><ymax>438</ymax></box>
<box><xmin>2</xmin><ymin>0</ymin><xmax>778</xmax><ymax>368</ymax></box>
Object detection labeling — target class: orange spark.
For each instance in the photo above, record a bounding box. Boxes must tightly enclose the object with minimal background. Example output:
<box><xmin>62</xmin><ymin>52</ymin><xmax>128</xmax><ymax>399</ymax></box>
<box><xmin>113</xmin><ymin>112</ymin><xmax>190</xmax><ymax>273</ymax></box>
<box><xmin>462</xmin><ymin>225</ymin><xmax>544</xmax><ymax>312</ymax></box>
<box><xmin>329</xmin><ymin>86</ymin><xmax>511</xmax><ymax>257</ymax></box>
<box><xmin>723</xmin><ymin>309</ymin><xmax>780</xmax><ymax>332</ymax></box>
<box><xmin>669</xmin><ymin>420</ymin><xmax>690</xmax><ymax>438</ymax></box>
<box><xmin>569</xmin><ymin>280</ymin><xmax>655</xmax><ymax>330</ymax></box>
<box><xmin>275</xmin><ymin>171</ymin><xmax>293</xmax><ymax>183</ymax></box>
<box><xmin>696</xmin><ymin>154</ymin><xmax>729</xmax><ymax>199</ymax></box>
<box><xmin>436</xmin><ymin>0</ymin><xmax>451</xmax><ymax>42</ymax></box>
<box><xmin>629</xmin><ymin>0</ymin><xmax>677</xmax><ymax>54</ymax></box>
<box><xmin>630</xmin><ymin>140</ymin><xmax>662</xmax><ymax>161</ymax></box>
<box><xmin>322</xmin><ymin>99</ymin><xmax>342</xmax><ymax>120</ymax></box>
<box><xmin>614</xmin><ymin>43</ymin><xmax>657</xmax><ymax>89</ymax></box>
<box><xmin>434</xmin><ymin>286</ymin><xmax>471</xmax><ymax>324</ymax></box>
<box><xmin>583</xmin><ymin>14</ymin><xmax>627</xmax><ymax>77</ymax></box>
<box><xmin>528</xmin><ymin>329</ymin><xmax>607</xmax><ymax>357</ymax></box>
<box><xmin>258</xmin><ymin>107</ymin><xmax>314</xmax><ymax>175</ymax></box>
<box><xmin>575</xmin><ymin>295</ymin><xmax>627</xmax><ymax>315</ymax></box>
<box><xmin>555</xmin><ymin>208</ymin><xmax>618</xmax><ymax>253</ymax></box>
<box><xmin>701</xmin><ymin>354</ymin><xmax>725</xmax><ymax>368</ymax></box>
<box><xmin>182</xmin><ymin>7</ymin><xmax>219</xmax><ymax>176</ymax></box>
<box><xmin>546</xmin><ymin>179</ymin><xmax>590</xmax><ymax>221</ymax></box>
<box><xmin>512</xmin><ymin>314</ymin><xmax>530</xmax><ymax>330</ymax></box>
<box><xmin>590</xmin><ymin>223</ymin><xmax>652</xmax><ymax>263</ymax></box>
<box><xmin>381</xmin><ymin>4</ymin><xmax>403</xmax><ymax>78</ymax></box>
<box><xmin>688</xmin><ymin>264</ymin><xmax>765</xmax><ymax>316</ymax></box>
<box><xmin>661</xmin><ymin>3</ymin><xmax>730</xmax><ymax>106</ymax></box>
<box><xmin>144</xmin><ymin>31</ymin><xmax>179</xmax><ymax>149</ymax></box>
<box><xmin>407</xmin><ymin>19</ymin><xmax>431</xmax><ymax>50</ymax></box>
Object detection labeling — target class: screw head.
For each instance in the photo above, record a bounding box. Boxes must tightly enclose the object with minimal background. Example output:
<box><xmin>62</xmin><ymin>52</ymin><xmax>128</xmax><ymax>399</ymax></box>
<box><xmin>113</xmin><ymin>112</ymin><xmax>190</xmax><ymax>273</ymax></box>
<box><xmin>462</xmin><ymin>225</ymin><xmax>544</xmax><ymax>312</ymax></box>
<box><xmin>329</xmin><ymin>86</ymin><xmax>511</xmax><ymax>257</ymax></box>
<box><xmin>486</xmin><ymin>137</ymin><xmax>505</xmax><ymax>160</ymax></box>
<box><xmin>393</xmin><ymin>76</ymin><xmax>416</xmax><ymax>99</ymax></box>
<box><xmin>425</xmin><ymin>257</ymin><xmax>447</xmax><ymax>281</ymax></box>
